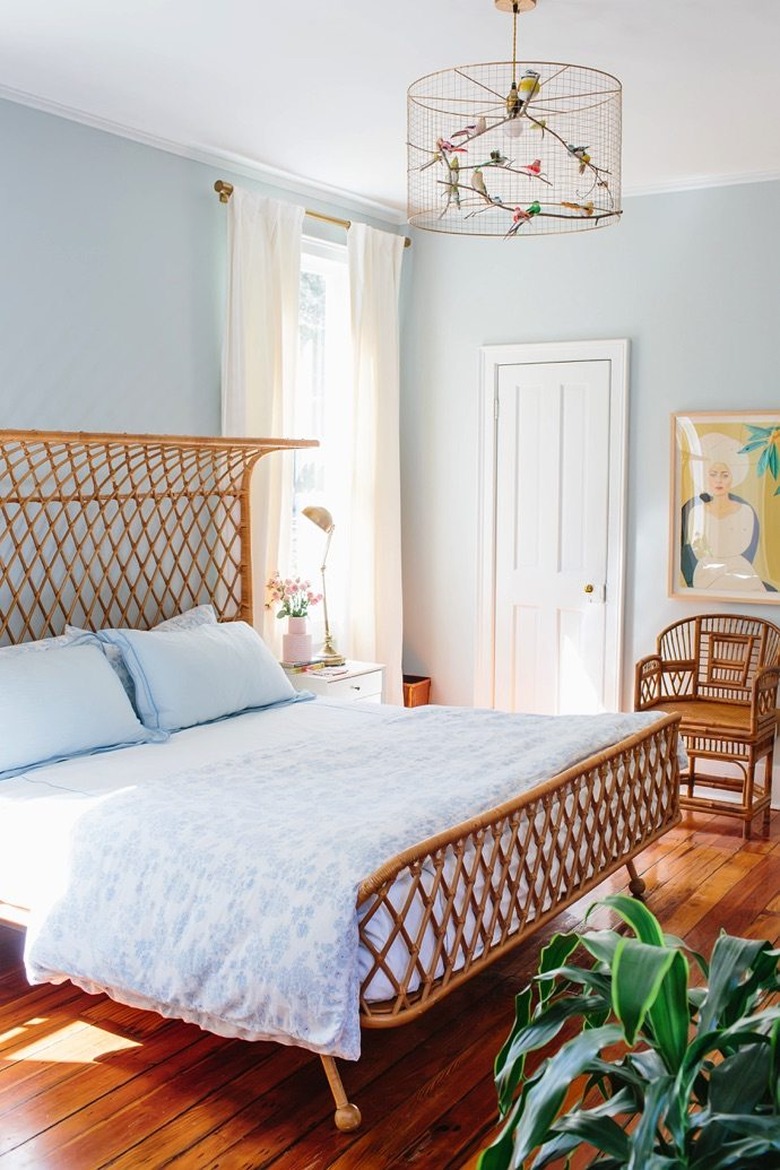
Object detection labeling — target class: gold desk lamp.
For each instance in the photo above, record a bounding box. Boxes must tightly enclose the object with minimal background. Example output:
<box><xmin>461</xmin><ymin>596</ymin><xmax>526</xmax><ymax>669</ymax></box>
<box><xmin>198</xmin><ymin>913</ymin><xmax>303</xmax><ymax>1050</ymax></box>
<box><xmin>303</xmin><ymin>505</ymin><xmax>346</xmax><ymax>666</ymax></box>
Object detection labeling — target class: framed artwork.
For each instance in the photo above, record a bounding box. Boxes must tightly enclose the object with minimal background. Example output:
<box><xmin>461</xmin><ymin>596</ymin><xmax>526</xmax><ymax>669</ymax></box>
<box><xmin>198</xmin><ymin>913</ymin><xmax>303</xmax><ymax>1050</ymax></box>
<box><xmin>670</xmin><ymin>411</ymin><xmax>780</xmax><ymax>603</ymax></box>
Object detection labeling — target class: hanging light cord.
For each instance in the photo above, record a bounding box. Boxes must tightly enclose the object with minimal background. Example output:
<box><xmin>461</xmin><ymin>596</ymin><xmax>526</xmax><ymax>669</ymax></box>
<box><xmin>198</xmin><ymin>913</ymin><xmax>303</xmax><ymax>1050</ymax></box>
<box><xmin>512</xmin><ymin>2</ymin><xmax>519</xmax><ymax>82</ymax></box>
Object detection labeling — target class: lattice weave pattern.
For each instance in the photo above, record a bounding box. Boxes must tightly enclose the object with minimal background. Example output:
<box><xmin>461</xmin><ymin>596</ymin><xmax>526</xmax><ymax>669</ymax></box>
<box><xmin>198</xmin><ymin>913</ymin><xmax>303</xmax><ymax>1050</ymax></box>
<box><xmin>357</xmin><ymin>714</ymin><xmax>680</xmax><ymax>1023</ymax></box>
<box><xmin>0</xmin><ymin>430</ymin><xmax>313</xmax><ymax>644</ymax></box>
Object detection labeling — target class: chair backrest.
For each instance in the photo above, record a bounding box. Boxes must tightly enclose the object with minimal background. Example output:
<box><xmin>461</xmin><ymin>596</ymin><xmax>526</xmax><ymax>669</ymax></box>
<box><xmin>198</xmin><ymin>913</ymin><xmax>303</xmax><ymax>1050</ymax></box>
<box><xmin>657</xmin><ymin>614</ymin><xmax>780</xmax><ymax>704</ymax></box>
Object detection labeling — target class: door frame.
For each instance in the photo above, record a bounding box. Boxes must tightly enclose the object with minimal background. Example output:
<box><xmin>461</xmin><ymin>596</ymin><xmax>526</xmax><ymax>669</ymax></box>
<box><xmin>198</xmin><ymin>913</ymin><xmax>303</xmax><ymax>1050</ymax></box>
<box><xmin>474</xmin><ymin>338</ymin><xmax>630</xmax><ymax>710</ymax></box>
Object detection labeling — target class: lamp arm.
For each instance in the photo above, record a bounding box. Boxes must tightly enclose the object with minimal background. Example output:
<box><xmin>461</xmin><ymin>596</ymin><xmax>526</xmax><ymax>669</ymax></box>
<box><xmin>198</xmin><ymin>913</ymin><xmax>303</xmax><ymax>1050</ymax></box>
<box><xmin>319</xmin><ymin>561</ymin><xmax>330</xmax><ymax>640</ymax></box>
<box><xmin>321</xmin><ymin>526</ymin><xmax>334</xmax><ymax>569</ymax></box>
<box><xmin>319</xmin><ymin>526</ymin><xmax>334</xmax><ymax>640</ymax></box>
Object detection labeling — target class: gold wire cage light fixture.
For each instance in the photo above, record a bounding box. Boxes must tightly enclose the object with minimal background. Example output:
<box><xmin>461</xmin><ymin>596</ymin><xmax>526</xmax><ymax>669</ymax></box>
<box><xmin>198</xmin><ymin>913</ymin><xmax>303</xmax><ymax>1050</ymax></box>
<box><xmin>407</xmin><ymin>0</ymin><xmax>622</xmax><ymax>238</ymax></box>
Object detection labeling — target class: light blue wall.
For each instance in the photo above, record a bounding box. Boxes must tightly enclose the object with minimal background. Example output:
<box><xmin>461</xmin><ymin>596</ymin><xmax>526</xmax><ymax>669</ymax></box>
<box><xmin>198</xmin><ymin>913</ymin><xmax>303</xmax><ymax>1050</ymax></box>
<box><xmin>400</xmin><ymin>180</ymin><xmax>780</xmax><ymax>707</ymax></box>
<box><xmin>0</xmin><ymin>100</ymin><xmax>224</xmax><ymax>433</ymax></box>
<box><xmin>2</xmin><ymin>97</ymin><xmax>779</xmax><ymax>718</ymax></box>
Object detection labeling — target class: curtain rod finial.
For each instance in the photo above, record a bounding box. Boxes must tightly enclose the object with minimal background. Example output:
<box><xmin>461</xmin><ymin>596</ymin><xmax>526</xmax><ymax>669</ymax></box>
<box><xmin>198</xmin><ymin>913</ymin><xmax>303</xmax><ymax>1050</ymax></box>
<box><xmin>214</xmin><ymin>179</ymin><xmax>234</xmax><ymax>203</ymax></box>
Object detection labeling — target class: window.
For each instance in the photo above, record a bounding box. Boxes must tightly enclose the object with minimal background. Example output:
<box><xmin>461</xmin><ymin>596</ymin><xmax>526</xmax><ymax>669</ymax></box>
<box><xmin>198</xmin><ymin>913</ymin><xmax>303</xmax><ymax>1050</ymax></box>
<box><xmin>289</xmin><ymin>238</ymin><xmax>351</xmax><ymax>645</ymax></box>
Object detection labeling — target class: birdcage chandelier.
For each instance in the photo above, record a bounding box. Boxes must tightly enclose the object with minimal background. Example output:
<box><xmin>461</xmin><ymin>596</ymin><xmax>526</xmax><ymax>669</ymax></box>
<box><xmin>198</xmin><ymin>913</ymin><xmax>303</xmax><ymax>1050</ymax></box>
<box><xmin>407</xmin><ymin>0</ymin><xmax>622</xmax><ymax>238</ymax></box>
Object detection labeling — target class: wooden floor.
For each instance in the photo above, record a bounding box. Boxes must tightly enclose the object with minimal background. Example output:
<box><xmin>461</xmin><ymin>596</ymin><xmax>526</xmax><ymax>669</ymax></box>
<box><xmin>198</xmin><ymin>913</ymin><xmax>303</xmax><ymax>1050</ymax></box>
<box><xmin>1</xmin><ymin>808</ymin><xmax>778</xmax><ymax>1169</ymax></box>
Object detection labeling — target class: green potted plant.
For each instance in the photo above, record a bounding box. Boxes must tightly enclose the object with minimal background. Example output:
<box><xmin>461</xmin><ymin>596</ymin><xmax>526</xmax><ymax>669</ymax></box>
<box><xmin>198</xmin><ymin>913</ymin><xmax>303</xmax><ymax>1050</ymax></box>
<box><xmin>478</xmin><ymin>893</ymin><xmax>780</xmax><ymax>1169</ymax></box>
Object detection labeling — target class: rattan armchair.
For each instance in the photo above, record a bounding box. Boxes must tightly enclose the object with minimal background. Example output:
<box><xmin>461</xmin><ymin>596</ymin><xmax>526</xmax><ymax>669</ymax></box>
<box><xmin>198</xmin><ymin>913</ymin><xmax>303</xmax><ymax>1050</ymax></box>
<box><xmin>635</xmin><ymin>613</ymin><xmax>780</xmax><ymax>838</ymax></box>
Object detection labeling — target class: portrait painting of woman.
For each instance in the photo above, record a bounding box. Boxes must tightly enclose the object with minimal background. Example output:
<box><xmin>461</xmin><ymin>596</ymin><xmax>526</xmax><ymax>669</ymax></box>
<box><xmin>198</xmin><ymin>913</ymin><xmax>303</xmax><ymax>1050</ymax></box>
<box><xmin>671</xmin><ymin>413</ymin><xmax>780</xmax><ymax>602</ymax></box>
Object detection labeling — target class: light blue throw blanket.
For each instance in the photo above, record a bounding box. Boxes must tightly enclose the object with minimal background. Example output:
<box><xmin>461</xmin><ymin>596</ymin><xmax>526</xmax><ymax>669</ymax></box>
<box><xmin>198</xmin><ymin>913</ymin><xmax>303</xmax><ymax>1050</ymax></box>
<box><xmin>25</xmin><ymin>705</ymin><xmax>668</xmax><ymax>1059</ymax></box>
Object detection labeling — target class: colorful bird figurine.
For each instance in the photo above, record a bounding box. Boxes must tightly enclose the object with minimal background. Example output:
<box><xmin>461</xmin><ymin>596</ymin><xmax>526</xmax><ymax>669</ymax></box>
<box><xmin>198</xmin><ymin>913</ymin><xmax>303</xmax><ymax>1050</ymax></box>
<box><xmin>567</xmin><ymin>144</ymin><xmax>592</xmax><ymax>173</ymax></box>
<box><xmin>561</xmin><ymin>200</ymin><xmax>595</xmax><ymax>216</ymax></box>
<box><xmin>483</xmin><ymin>149</ymin><xmax>511</xmax><ymax>167</ymax></box>
<box><xmin>517</xmin><ymin>69</ymin><xmax>541</xmax><ymax>109</ymax></box>
<box><xmin>471</xmin><ymin>167</ymin><xmax>489</xmax><ymax>199</ymax></box>
<box><xmin>504</xmin><ymin>201</ymin><xmax>541</xmax><ymax>238</ymax></box>
<box><xmin>519</xmin><ymin>158</ymin><xmax>543</xmax><ymax>176</ymax></box>
<box><xmin>451</xmin><ymin>116</ymin><xmax>487</xmax><ymax>140</ymax></box>
<box><xmin>444</xmin><ymin>155</ymin><xmax>461</xmax><ymax>210</ymax></box>
<box><xmin>437</xmin><ymin>136</ymin><xmax>468</xmax><ymax>155</ymax></box>
<box><xmin>420</xmin><ymin>136</ymin><xmax>466</xmax><ymax>171</ymax></box>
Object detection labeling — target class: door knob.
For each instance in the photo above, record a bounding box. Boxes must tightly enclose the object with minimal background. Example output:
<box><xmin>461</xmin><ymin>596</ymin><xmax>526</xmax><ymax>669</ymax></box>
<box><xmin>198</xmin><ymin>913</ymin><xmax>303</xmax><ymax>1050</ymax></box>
<box><xmin>583</xmin><ymin>583</ymin><xmax>594</xmax><ymax>594</ymax></box>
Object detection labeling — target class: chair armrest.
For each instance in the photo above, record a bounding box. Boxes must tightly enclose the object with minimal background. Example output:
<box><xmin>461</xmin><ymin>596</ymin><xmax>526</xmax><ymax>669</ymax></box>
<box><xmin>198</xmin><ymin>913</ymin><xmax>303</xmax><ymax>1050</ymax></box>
<box><xmin>751</xmin><ymin>665</ymin><xmax>780</xmax><ymax>731</ymax></box>
<box><xmin>635</xmin><ymin>655</ymin><xmax>662</xmax><ymax>709</ymax></box>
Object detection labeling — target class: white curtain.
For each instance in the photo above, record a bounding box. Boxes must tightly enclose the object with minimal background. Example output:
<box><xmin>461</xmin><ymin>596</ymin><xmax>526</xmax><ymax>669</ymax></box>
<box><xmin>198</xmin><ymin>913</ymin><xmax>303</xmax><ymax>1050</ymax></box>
<box><xmin>221</xmin><ymin>187</ymin><xmax>304</xmax><ymax>650</ymax></box>
<box><xmin>346</xmin><ymin>223</ymin><xmax>405</xmax><ymax>704</ymax></box>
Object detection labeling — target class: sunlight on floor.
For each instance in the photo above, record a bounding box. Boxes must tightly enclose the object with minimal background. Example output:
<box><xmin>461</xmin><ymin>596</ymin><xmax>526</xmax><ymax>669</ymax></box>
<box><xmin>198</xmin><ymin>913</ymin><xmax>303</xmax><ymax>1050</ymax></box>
<box><xmin>3</xmin><ymin>1016</ymin><xmax>141</xmax><ymax>1063</ymax></box>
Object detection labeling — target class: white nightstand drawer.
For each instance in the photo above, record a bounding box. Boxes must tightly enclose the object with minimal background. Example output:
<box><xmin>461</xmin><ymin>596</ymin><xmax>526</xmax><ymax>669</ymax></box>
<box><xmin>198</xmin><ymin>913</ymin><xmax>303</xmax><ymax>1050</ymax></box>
<box><xmin>320</xmin><ymin>669</ymin><xmax>383</xmax><ymax>703</ymax></box>
<box><xmin>286</xmin><ymin>661</ymin><xmax>385</xmax><ymax>704</ymax></box>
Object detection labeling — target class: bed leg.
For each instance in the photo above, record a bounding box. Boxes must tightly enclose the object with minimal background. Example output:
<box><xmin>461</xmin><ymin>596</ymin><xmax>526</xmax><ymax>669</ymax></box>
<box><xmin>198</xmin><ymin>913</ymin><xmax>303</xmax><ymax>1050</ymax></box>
<box><xmin>625</xmin><ymin>859</ymin><xmax>646</xmax><ymax>899</ymax></box>
<box><xmin>320</xmin><ymin>1055</ymin><xmax>362</xmax><ymax>1132</ymax></box>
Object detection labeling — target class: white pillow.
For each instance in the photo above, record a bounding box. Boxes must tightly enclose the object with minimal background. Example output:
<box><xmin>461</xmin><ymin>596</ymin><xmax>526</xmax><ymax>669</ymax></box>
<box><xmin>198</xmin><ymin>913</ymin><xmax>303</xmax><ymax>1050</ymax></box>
<box><xmin>0</xmin><ymin>640</ymin><xmax>166</xmax><ymax>780</ymax></box>
<box><xmin>98</xmin><ymin>621</ymin><xmax>297</xmax><ymax>732</ymax></box>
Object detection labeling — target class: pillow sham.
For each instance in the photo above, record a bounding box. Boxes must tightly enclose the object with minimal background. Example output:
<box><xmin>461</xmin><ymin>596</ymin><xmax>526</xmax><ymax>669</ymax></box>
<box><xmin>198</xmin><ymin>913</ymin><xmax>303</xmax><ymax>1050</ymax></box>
<box><xmin>0</xmin><ymin>640</ymin><xmax>166</xmax><ymax>780</ymax></box>
<box><xmin>0</xmin><ymin>631</ymin><xmax>80</xmax><ymax>657</ymax></box>
<box><xmin>98</xmin><ymin>621</ymin><xmax>297</xmax><ymax>733</ymax></box>
<box><xmin>150</xmin><ymin>603</ymin><xmax>218</xmax><ymax>631</ymax></box>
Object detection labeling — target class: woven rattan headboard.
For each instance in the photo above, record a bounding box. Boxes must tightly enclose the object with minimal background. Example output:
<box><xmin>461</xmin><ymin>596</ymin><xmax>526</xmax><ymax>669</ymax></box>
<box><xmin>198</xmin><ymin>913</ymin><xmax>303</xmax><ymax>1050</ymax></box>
<box><xmin>0</xmin><ymin>429</ymin><xmax>316</xmax><ymax>646</ymax></box>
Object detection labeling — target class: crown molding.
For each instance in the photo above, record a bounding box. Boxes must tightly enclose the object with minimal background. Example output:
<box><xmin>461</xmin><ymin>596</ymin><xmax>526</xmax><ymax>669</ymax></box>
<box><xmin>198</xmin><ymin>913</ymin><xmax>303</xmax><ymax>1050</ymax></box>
<box><xmin>623</xmin><ymin>168</ymin><xmax>780</xmax><ymax>199</ymax></box>
<box><xmin>0</xmin><ymin>83</ymin><xmax>408</xmax><ymax>226</ymax></box>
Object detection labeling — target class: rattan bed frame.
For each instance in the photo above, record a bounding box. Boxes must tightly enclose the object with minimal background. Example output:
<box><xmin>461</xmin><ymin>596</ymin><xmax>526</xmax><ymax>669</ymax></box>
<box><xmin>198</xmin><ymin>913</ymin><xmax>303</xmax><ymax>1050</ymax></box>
<box><xmin>0</xmin><ymin>429</ymin><xmax>682</xmax><ymax>1132</ymax></box>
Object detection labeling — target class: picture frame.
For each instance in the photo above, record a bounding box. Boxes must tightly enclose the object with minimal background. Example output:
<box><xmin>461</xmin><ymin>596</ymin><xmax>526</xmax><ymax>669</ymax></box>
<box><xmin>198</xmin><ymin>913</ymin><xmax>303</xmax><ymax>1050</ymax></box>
<box><xmin>670</xmin><ymin>411</ymin><xmax>780</xmax><ymax>603</ymax></box>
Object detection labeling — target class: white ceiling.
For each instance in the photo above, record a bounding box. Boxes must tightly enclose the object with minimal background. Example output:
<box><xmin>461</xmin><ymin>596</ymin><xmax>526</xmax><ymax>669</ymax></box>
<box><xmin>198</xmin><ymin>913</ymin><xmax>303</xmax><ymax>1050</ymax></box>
<box><xmin>1</xmin><ymin>0</ymin><xmax>778</xmax><ymax>217</ymax></box>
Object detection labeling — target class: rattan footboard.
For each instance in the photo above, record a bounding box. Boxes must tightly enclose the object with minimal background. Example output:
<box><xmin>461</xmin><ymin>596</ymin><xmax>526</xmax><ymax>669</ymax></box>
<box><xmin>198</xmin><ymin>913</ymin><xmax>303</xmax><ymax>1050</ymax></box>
<box><xmin>357</xmin><ymin>711</ymin><xmax>681</xmax><ymax>1024</ymax></box>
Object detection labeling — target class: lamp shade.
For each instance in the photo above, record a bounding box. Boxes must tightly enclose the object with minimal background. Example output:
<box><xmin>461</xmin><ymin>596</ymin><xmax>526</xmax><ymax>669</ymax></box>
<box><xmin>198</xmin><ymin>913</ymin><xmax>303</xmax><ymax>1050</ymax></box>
<box><xmin>407</xmin><ymin>3</ymin><xmax>622</xmax><ymax>238</ymax></box>
<box><xmin>303</xmin><ymin>505</ymin><xmax>334</xmax><ymax>534</ymax></box>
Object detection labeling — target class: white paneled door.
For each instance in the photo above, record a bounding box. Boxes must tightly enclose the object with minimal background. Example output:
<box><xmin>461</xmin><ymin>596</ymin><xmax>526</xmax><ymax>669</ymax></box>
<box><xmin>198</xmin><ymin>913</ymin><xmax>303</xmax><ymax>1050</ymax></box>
<box><xmin>476</xmin><ymin>341</ymin><xmax>628</xmax><ymax>715</ymax></box>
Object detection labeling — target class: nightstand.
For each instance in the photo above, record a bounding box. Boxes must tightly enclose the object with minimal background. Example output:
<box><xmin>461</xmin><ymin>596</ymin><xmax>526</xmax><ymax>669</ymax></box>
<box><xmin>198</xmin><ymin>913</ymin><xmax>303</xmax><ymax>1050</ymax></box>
<box><xmin>286</xmin><ymin>661</ymin><xmax>385</xmax><ymax>704</ymax></box>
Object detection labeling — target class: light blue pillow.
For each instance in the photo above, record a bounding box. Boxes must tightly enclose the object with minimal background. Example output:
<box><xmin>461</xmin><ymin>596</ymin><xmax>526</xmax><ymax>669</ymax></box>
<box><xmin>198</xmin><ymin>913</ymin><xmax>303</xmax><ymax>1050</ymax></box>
<box><xmin>98</xmin><ymin>621</ymin><xmax>297</xmax><ymax>732</ymax></box>
<box><xmin>67</xmin><ymin>604</ymin><xmax>219</xmax><ymax>703</ymax></box>
<box><xmin>0</xmin><ymin>640</ymin><xmax>167</xmax><ymax>780</ymax></box>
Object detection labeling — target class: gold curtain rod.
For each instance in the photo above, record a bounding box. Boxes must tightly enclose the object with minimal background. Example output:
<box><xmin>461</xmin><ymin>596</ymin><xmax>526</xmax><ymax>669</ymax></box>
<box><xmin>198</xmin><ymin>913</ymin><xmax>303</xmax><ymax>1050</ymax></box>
<box><xmin>213</xmin><ymin>180</ymin><xmax>411</xmax><ymax>248</ymax></box>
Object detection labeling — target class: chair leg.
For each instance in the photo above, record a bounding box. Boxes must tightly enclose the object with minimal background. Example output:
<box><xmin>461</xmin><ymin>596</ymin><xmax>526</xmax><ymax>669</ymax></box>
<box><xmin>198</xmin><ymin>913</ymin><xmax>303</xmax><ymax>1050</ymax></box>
<box><xmin>762</xmin><ymin>747</ymin><xmax>775</xmax><ymax>838</ymax></box>
<box><xmin>686</xmin><ymin>751</ymin><xmax>696</xmax><ymax>798</ymax></box>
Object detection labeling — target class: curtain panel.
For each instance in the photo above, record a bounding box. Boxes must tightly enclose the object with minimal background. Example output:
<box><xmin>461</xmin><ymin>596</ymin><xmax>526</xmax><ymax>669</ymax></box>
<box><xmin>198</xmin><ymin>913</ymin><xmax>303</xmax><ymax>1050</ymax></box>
<box><xmin>220</xmin><ymin>188</ymin><xmax>305</xmax><ymax>650</ymax></box>
<box><xmin>347</xmin><ymin>223</ymin><xmax>405</xmax><ymax>705</ymax></box>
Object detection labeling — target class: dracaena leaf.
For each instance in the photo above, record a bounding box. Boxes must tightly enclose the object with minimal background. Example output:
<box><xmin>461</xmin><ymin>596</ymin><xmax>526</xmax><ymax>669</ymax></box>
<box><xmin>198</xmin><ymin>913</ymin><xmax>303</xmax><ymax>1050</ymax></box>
<box><xmin>503</xmin><ymin>1024</ymin><xmax>623</xmax><ymax>1166</ymax></box>
<box><xmin>550</xmin><ymin>1113</ymin><xmax>631</xmax><ymax>1161</ymax></box>
<box><xmin>646</xmin><ymin>946</ymin><xmax>691</xmax><ymax>1073</ymax></box>
<box><xmin>612</xmin><ymin>938</ymin><xmax>679</xmax><ymax>1046</ymax></box>
<box><xmin>594</xmin><ymin>894</ymin><xmax>666</xmax><ymax>947</ymax></box>
<box><xmin>536</xmin><ymin>931</ymin><xmax>580</xmax><ymax>1004</ymax></box>
<box><xmin>626</xmin><ymin>1073</ymin><xmax>676</xmax><ymax>1169</ymax></box>
<box><xmin>698</xmin><ymin>934</ymin><xmax>773</xmax><ymax>1035</ymax></box>
<box><xmin>495</xmin><ymin>993</ymin><xmax>605</xmax><ymax>1114</ymax></box>
<box><xmin>709</xmin><ymin>1037</ymin><xmax>772</xmax><ymax>1114</ymax></box>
